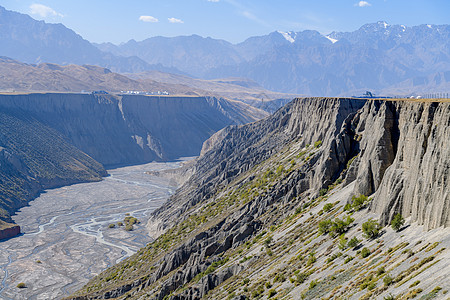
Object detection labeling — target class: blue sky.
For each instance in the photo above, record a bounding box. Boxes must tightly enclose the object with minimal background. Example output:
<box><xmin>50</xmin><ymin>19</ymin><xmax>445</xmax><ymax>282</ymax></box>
<box><xmin>0</xmin><ymin>0</ymin><xmax>448</xmax><ymax>44</ymax></box>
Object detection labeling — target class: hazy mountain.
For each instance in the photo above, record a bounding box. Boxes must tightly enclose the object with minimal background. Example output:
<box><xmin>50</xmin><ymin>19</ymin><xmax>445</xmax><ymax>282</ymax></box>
<box><xmin>0</xmin><ymin>6</ymin><xmax>180</xmax><ymax>73</ymax></box>
<box><xmin>96</xmin><ymin>35</ymin><xmax>243</xmax><ymax>77</ymax></box>
<box><xmin>0</xmin><ymin>4</ymin><xmax>448</xmax><ymax>96</ymax></box>
<box><xmin>98</xmin><ymin>21</ymin><xmax>450</xmax><ymax>96</ymax></box>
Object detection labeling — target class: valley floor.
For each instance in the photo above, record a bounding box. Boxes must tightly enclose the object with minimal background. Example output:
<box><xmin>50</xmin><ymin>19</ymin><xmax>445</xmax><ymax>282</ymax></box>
<box><xmin>0</xmin><ymin>160</ymin><xmax>187</xmax><ymax>299</ymax></box>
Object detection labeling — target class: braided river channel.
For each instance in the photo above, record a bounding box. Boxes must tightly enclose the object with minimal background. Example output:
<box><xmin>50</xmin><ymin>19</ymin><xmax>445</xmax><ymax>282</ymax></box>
<box><xmin>0</xmin><ymin>160</ymin><xmax>188</xmax><ymax>299</ymax></box>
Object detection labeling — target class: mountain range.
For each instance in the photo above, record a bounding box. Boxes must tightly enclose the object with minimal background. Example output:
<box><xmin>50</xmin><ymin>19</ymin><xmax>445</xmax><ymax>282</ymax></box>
<box><xmin>0</xmin><ymin>5</ymin><xmax>449</xmax><ymax>96</ymax></box>
<box><xmin>96</xmin><ymin>22</ymin><xmax>450</xmax><ymax>96</ymax></box>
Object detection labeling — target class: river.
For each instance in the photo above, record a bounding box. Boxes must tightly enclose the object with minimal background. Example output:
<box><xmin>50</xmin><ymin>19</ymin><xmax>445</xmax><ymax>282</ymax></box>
<box><xmin>0</xmin><ymin>160</ymin><xmax>188</xmax><ymax>300</ymax></box>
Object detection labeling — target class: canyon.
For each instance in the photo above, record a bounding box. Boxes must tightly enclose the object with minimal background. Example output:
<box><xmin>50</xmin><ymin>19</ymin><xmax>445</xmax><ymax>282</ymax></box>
<box><xmin>0</xmin><ymin>93</ymin><xmax>264</xmax><ymax>233</ymax></box>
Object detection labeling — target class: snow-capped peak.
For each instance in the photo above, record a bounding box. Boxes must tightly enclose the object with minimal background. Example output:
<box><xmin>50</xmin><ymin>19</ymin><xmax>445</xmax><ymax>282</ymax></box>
<box><xmin>401</xmin><ymin>25</ymin><xmax>406</xmax><ymax>32</ymax></box>
<box><xmin>277</xmin><ymin>31</ymin><xmax>296</xmax><ymax>43</ymax></box>
<box><xmin>427</xmin><ymin>24</ymin><xmax>432</xmax><ymax>29</ymax></box>
<box><xmin>325</xmin><ymin>35</ymin><xmax>338</xmax><ymax>44</ymax></box>
<box><xmin>379</xmin><ymin>21</ymin><xmax>389</xmax><ymax>29</ymax></box>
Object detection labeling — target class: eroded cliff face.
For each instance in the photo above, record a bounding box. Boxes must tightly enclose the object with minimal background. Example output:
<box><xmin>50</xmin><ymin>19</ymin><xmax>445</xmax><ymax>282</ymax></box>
<box><xmin>342</xmin><ymin>101</ymin><xmax>449</xmax><ymax>229</ymax></box>
<box><xmin>0</xmin><ymin>94</ymin><xmax>261</xmax><ymax>167</ymax></box>
<box><xmin>70</xmin><ymin>98</ymin><xmax>449</xmax><ymax>300</ymax></box>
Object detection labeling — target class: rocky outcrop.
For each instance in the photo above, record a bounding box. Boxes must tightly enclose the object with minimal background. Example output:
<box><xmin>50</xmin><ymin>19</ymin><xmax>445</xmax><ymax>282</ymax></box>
<box><xmin>341</xmin><ymin>100</ymin><xmax>449</xmax><ymax>229</ymax></box>
<box><xmin>368</xmin><ymin>101</ymin><xmax>449</xmax><ymax>229</ymax></box>
<box><xmin>0</xmin><ymin>220</ymin><xmax>20</xmax><ymax>240</ymax></box>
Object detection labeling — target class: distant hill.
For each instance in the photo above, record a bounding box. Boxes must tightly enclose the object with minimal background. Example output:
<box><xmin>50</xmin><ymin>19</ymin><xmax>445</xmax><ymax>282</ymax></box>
<box><xmin>0</xmin><ymin>57</ymin><xmax>294</xmax><ymax>111</ymax></box>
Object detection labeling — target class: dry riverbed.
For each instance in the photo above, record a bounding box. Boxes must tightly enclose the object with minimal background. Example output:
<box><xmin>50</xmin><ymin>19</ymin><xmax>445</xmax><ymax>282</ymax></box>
<box><xmin>0</xmin><ymin>159</ymin><xmax>190</xmax><ymax>300</ymax></box>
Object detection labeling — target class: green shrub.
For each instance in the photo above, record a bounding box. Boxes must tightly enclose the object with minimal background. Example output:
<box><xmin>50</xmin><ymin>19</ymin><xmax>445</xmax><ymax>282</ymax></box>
<box><xmin>319</xmin><ymin>188</ymin><xmax>328</xmax><ymax>196</ymax></box>
<box><xmin>361</xmin><ymin>247</ymin><xmax>371</xmax><ymax>258</ymax></box>
<box><xmin>391</xmin><ymin>213</ymin><xmax>405</xmax><ymax>231</ymax></box>
<box><xmin>125</xmin><ymin>224</ymin><xmax>133</xmax><ymax>231</ymax></box>
<box><xmin>351</xmin><ymin>194</ymin><xmax>369</xmax><ymax>211</ymax></box>
<box><xmin>376</xmin><ymin>267</ymin><xmax>385</xmax><ymax>276</ymax></box>
<box><xmin>347</xmin><ymin>237</ymin><xmax>360</xmax><ymax>249</ymax></box>
<box><xmin>323</xmin><ymin>203</ymin><xmax>333</xmax><ymax>212</ymax></box>
<box><xmin>276</xmin><ymin>165</ymin><xmax>284</xmax><ymax>175</ymax></box>
<box><xmin>383</xmin><ymin>274</ymin><xmax>393</xmax><ymax>286</ymax></box>
<box><xmin>318</xmin><ymin>219</ymin><xmax>332</xmax><ymax>234</ymax></box>
<box><xmin>409</xmin><ymin>280</ymin><xmax>420</xmax><ymax>288</ymax></box>
<box><xmin>274</xmin><ymin>273</ymin><xmax>285</xmax><ymax>283</ymax></box>
<box><xmin>306</xmin><ymin>253</ymin><xmax>316</xmax><ymax>266</ymax></box>
<box><xmin>367</xmin><ymin>281</ymin><xmax>377</xmax><ymax>290</ymax></box>
<box><xmin>344</xmin><ymin>256</ymin><xmax>354</xmax><ymax>264</ymax></box>
<box><xmin>362</xmin><ymin>219</ymin><xmax>381</xmax><ymax>239</ymax></box>
<box><xmin>383</xmin><ymin>293</ymin><xmax>395</xmax><ymax>300</ymax></box>
<box><xmin>344</xmin><ymin>203</ymin><xmax>352</xmax><ymax>211</ymax></box>
<box><xmin>338</xmin><ymin>234</ymin><xmax>348</xmax><ymax>250</ymax></box>
<box><xmin>17</xmin><ymin>282</ymin><xmax>26</xmax><ymax>288</ymax></box>
<box><xmin>309</xmin><ymin>279</ymin><xmax>318</xmax><ymax>289</ymax></box>
<box><xmin>314</xmin><ymin>140</ymin><xmax>322</xmax><ymax>148</ymax></box>
<box><xmin>329</xmin><ymin>216</ymin><xmax>354</xmax><ymax>236</ymax></box>
<box><xmin>268</xmin><ymin>289</ymin><xmax>277</xmax><ymax>297</ymax></box>
<box><xmin>264</xmin><ymin>237</ymin><xmax>273</xmax><ymax>246</ymax></box>
<box><xmin>243</xmin><ymin>278</ymin><xmax>250</xmax><ymax>285</ymax></box>
<box><xmin>108</xmin><ymin>223</ymin><xmax>115</xmax><ymax>228</ymax></box>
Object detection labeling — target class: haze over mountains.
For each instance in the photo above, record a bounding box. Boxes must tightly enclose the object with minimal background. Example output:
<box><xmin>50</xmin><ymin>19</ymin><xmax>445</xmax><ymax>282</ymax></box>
<box><xmin>0</xmin><ymin>4</ymin><xmax>449</xmax><ymax>96</ymax></box>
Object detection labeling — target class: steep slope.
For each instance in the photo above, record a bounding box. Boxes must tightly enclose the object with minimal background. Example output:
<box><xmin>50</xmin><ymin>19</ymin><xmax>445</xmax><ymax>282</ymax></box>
<box><xmin>0</xmin><ymin>106</ymin><xmax>106</xmax><ymax>225</ymax></box>
<box><xmin>69</xmin><ymin>98</ymin><xmax>449</xmax><ymax>300</ymax></box>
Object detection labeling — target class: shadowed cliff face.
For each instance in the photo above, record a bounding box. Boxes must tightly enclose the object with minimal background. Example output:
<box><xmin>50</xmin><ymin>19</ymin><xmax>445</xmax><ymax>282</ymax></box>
<box><xmin>0</xmin><ymin>93</ymin><xmax>264</xmax><ymax>167</ymax></box>
<box><xmin>70</xmin><ymin>98</ymin><xmax>449</xmax><ymax>300</ymax></box>
<box><xmin>0</xmin><ymin>107</ymin><xmax>106</xmax><ymax>222</ymax></box>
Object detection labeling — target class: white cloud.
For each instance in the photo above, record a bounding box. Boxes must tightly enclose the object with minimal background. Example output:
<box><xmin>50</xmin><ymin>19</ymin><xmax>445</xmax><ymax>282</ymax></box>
<box><xmin>168</xmin><ymin>17</ymin><xmax>184</xmax><ymax>24</ymax></box>
<box><xmin>139</xmin><ymin>15</ymin><xmax>159</xmax><ymax>23</ymax></box>
<box><xmin>355</xmin><ymin>1</ymin><xmax>371</xmax><ymax>7</ymax></box>
<box><xmin>208</xmin><ymin>0</ymin><xmax>220</xmax><ymax>2</ymax></box>
<box><xmin>30</xmin><ymin>4</ymin><xmax>63</xmax><ymax>18</ymax></box>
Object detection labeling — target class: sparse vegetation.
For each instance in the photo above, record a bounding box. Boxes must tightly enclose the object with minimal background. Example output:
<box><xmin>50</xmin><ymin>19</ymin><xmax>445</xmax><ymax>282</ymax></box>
<box><xmin>383</xmin><ymin>275</ymin><xmax>393</xmax><ymax>286</ymax></box>
<box><xmin>268</xmin><ymin>289</ymin><xmax>277</xmax><ymax>298</ymax></box>
<box><xmin>391</xmin><ymin>213</ymin><xmax>405</xmax><ymax>231</ymax></box>
<box><xmin>351</xmin><ymin>194</ymin><xmax>369</xmax><ymax>211</ymax></box>
<box><xmin>306</xmin><ymin>252</ymin><xmax>317</xmax><ymax>266</ymax></box>
<box><xmin>347</xmin><ymin>236</ymin><xmax>360</xmax><ymax>249</ymax></box>
<box><xmin>360</xmin><ymin>247</ymin><xmax>371</xmax><ymax>258</ymax></box>
<box><xmin>362</xmin><ymin>218</ymin><xmax>381</xmax><ymax>239</ymax></box>
<box><xmin>323</xmin><ymin>203</ymin><xmax>333</xmax><ymax>212</ymax></box>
